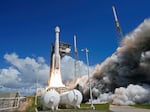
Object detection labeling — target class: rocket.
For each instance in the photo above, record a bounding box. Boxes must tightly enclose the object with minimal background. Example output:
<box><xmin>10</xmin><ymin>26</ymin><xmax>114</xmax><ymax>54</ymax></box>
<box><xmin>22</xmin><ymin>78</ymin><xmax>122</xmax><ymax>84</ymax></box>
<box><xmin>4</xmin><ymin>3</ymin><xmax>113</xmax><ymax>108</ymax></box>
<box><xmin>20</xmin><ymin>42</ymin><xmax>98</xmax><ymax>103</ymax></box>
<box><xmin>52</xmin><ymin>26</ymin><xmax>61</xmax><ymax>71</ymax></box>
<box><xmin>112</xmin><ymin>6</ymin><xmax>120</xmax><ymax>29</ymax></box>
<box><xmin>112</xmin><ymin>5</ymin><xmax>123</xmax><ymax>38</ymax></box>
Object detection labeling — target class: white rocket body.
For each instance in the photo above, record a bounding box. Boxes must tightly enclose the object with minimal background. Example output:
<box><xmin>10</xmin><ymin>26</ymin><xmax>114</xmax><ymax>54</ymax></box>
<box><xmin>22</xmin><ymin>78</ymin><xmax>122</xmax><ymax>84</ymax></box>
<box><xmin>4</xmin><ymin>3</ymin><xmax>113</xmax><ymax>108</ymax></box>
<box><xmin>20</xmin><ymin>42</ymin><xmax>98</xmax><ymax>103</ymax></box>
<box><xmin>52</xmin><ymin>26</ymin><xmax>61</xmax><ymax>71</ymax></box>
<box><xmin>112</xmin><ymin>6</ymin><xmax>123</xmax><ymax>38</ymax></box>
<box><xmin>112</xmin><ymin>6</ymin><xmax>120</xmax><ymax>28</ymax></box>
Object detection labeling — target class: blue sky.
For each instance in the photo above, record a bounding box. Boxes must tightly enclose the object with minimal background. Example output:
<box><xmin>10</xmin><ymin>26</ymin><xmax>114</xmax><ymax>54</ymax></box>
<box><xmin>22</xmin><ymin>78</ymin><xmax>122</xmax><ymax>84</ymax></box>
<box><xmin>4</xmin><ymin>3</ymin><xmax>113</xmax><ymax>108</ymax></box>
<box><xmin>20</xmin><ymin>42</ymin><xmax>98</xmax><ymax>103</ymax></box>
<box><xmin>0</xmin><ymin>0</ymin><xmax>150</xmax><ymax>95</ymax></box>
<box><xmin>0</xmin><ymin>0</ymin><xmax>150</xmax><ymax>66</ymax></box>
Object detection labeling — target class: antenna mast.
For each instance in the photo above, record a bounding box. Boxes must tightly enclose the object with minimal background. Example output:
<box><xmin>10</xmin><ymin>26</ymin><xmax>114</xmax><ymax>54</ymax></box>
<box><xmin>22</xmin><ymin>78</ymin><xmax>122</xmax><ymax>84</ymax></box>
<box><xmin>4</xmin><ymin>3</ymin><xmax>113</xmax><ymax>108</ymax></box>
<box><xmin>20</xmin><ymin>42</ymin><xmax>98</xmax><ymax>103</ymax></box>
<box><xmin>112</xmin><ymin>6</ymin><xmax>123</xmax><ymax>40</ymax></box>
<box><xmin>74</xmin><ymin>35</ymin><xmax>78</xmax><ymax>79</ymax></box>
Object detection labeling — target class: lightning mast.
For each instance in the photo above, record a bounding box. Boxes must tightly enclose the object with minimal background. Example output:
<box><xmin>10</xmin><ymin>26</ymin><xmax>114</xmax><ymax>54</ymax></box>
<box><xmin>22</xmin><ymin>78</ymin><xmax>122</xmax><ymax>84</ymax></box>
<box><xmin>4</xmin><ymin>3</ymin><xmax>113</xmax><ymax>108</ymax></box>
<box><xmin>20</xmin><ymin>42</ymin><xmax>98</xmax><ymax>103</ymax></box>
<box><xmin>112</xmin><ymin>6</ymin><xmax>123</xmax><ymax>40</ymax></box>
<box><xmin>74</xmin><ymin>35</ymin><xmax>78</xmax><ymax>79</ymax></box>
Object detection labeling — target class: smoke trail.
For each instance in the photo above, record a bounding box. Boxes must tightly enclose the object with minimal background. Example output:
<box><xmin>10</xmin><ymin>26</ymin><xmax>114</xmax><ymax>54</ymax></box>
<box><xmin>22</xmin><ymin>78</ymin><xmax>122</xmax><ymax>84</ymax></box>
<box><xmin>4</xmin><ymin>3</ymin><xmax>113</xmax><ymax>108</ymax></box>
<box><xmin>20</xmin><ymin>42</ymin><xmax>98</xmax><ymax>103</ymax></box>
<box><xmin>75</xmin><ymin>19</ymin><xmax>150</xmax><ymax>104</ymax></box>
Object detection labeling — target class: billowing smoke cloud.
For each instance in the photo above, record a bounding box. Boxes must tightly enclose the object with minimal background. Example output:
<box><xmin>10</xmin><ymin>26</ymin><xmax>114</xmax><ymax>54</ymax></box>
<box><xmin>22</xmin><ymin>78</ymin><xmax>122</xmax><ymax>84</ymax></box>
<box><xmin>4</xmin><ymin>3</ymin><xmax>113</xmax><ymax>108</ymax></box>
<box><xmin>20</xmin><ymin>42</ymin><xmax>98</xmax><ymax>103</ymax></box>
<box><xmin>74</xmin><ymin>19</ymin><xmax>150</xmax><ymax>104</ymax></box>
<box><xmin>111</xmin><ymin>84</ymin><xmax>150</xmax><ymax>105</ymax></box>
<box><xmin>92</xmin><ymin>84</ymin><xmax>150</xmax><ymax>105</ymax></box>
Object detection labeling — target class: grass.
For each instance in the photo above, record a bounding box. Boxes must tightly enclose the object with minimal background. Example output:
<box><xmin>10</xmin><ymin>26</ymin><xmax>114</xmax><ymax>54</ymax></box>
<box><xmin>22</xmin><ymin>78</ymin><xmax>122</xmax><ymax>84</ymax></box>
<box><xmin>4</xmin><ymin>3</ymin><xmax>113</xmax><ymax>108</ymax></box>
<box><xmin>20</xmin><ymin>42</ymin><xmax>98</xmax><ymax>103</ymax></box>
<box><xmin>55</xmin><ymin>103</ymin><xmax>110</xmax><ymax>112</ymax></box>
<box><xmin>130</xmin><ymin>104</ymin><xmax>150</xmax><ymax>109</ymax></box>
<box><xmin>26</xmin><ymin>96</ymin><xmax>110</xmax><ymax>112</ymax></box>
<box><xmin>81</xmin><ymin>103</ymin><xmax>109</xmax><ymax>110</ymax></box>
<box><xmin>25</xmin><ymin>96</ymin><xmax>36</xmax><ymax>112</ymax></box>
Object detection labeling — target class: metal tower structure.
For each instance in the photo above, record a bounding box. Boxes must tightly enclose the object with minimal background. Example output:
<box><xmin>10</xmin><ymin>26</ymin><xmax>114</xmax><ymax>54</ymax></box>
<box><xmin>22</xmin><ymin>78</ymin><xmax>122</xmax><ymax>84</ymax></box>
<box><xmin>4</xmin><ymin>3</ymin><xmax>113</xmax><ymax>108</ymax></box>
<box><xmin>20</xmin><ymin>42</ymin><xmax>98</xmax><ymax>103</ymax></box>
<box><xmin>74</xmin><ymin>35</ymin><xmax>78</xmax><ymax>79</ymax></box>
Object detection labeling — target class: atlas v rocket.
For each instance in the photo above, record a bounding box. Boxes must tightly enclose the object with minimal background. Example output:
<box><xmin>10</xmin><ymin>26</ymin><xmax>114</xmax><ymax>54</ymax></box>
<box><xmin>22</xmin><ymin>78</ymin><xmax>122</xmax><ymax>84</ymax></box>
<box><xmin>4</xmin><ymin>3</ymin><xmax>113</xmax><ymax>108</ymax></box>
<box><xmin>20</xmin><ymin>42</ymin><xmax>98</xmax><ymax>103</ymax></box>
<box><xmin>52</xmin><ymin>26</ymin><xmax>61</xmax><ymax>71</ymax></box>
<box><xmin>112</xmin><ymin>6</ymin><xmax>123</xmax><ymax>38</ymax></box>
<box><xmin>112</xmin><ymin>6</ymin><xmax>120</xmax><ymax>29</ymax></box>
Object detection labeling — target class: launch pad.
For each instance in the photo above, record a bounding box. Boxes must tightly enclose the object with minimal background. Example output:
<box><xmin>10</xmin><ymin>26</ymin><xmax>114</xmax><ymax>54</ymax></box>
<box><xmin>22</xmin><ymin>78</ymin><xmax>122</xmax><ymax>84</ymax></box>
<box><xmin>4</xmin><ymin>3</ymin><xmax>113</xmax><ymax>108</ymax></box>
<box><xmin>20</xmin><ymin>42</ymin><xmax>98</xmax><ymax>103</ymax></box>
<box><xmin>39</xmin><ymin>26</ymin><xmax>83</xmax><ymax>111</ymax></box>
<box><xmin>46</xmin><ymin>87</ymin><xmax>70</xmax><ymax>94</ymax></box>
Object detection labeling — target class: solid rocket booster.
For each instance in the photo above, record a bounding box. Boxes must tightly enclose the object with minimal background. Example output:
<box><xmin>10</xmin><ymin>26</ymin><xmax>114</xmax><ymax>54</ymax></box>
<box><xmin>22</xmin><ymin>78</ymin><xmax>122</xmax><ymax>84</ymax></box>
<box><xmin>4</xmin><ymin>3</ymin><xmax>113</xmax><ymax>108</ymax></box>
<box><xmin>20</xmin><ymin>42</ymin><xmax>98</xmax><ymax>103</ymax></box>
<box><xmin>52</xmin><ymin>26</ymin><xmax>61</xmax><ymax>70</ymax></box>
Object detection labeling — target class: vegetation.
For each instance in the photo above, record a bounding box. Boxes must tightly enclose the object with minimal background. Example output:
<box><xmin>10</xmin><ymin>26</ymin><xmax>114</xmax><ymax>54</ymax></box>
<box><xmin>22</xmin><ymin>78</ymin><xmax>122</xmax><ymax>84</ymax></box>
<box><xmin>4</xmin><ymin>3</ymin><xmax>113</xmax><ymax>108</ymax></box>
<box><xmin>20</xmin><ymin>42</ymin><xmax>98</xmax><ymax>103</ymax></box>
<box><xmin>56</xmin><ymin>103</ymin><xmax>110</xmax><ymax>112</ymax></box>
<box><xmin>79</xmin><ymin>103</ymin><xmax>110</xmax><ymax>112</ymax></box>
<box><xmin>25</xmin><ymin>96</ymin><xmax>36</xmax><ymax>112</ymax></box>
<box><xmin>81</xmin><ymin>103</ymin><xmax>109</xmax><ymax>110</ymax></box>
<box><xmin>20</xmin><ymin>95</ymin><xmax>150</xmax><ymax>111</ymax></box>
<box><xmin>130</xmin><ymin>104</ymin><xmax>150</xmax><ymax>109</ymax></box>
<box><xmin>26</xmin><ymin>96</ymin><xmax>110</xmax><ymax>112</ymax></box>
<box><xmin>36</xmin><ymin>96</ymin><xmax>43</xmax><ymax>110</ymax></box>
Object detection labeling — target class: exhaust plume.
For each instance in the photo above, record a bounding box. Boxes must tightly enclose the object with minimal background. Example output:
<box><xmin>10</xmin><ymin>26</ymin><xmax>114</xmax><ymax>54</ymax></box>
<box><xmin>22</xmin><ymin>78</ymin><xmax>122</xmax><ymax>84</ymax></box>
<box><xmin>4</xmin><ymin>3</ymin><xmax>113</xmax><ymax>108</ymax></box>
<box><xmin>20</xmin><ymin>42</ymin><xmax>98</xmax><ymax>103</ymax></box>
<box><xmin>75</xmin><ymin>19</ymin><xmax>150</xmax><ymax>104</ymax></box>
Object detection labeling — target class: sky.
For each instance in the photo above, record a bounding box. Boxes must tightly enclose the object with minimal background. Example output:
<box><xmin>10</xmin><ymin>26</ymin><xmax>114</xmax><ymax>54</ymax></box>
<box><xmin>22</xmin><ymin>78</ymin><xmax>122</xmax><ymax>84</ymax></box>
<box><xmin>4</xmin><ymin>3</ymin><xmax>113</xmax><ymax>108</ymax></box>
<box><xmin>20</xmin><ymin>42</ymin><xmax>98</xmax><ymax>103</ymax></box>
<box><xmin>0</xmin><ymin>0</ymin><xmax>150</xmax><ymax>95</ymax></box>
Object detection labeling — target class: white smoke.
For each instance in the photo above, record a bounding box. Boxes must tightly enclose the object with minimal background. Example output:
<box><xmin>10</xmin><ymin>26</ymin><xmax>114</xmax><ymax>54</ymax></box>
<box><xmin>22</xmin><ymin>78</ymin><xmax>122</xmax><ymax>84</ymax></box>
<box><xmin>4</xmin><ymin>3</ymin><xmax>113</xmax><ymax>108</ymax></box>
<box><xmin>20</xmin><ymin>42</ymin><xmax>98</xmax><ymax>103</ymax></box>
<box><xmin>111</xmin><ymin>84</ymin><xmax>150</xmax><ymax>105</ymax></box>
<box><xmin>74</xmin><ymin>18</ymin><xmax>150</xmax><ymax>105</ymax></box>
<box><xmin>93</xmin><ymin>84</ymin><xmax>150</xmax><ymax>105</ymax></box>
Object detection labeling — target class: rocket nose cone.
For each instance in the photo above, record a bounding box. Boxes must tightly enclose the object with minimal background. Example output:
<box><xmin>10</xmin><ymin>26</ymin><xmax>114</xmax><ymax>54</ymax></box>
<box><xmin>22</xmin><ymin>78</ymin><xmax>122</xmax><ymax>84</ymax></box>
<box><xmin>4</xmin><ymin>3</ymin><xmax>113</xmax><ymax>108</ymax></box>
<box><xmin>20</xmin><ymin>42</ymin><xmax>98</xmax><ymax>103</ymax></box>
<box><xmin>55</xmin><ymin>26</ymin><xmax>60</xmax><ymax>33</ymax></box>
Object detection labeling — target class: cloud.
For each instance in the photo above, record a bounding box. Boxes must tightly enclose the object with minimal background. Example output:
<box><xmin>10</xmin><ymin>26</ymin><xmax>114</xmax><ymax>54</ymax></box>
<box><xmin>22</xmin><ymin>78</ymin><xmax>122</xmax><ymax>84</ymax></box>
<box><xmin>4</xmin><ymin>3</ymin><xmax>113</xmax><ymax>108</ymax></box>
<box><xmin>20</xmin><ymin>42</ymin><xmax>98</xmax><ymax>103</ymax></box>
<box><xmin>0</xmin><ymin>53</ymin><xmax>93</xmax><ymax>95</ymax></box>
<box><xmin>61</xmin><ymin>55</ymin><xmax>94</xmax><ymax>81</ymax></box>
<box><xmin>0</xmin><ymin>53</ymin><xmax>49</xmax><ymax>95</ymax></box>
<box><xmin>0</xmin><ymin>67</ymin><xmax>21</xmax><ymax>88</ymax></box>
<box><xmin>4</xmin><ymin>53</ymin><xmax>50</xmax><ymax>85</ymax></box>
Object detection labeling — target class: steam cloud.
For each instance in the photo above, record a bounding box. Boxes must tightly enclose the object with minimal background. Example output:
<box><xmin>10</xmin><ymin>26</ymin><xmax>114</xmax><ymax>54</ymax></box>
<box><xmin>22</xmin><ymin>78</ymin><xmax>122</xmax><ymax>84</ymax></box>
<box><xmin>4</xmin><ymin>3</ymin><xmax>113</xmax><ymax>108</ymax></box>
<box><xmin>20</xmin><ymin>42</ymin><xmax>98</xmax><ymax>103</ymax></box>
<box><xmin>75</xmin><ymin>19</ymin><xmax>150</xmax><ymax>105</ymax></box>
